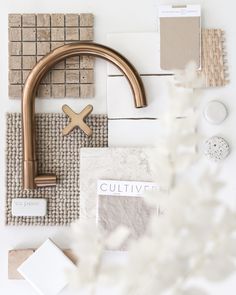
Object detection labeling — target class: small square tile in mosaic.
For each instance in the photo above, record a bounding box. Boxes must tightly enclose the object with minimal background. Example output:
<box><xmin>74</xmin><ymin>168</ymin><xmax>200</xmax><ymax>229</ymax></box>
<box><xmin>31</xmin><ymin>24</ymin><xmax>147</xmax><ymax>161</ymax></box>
<box><xmin>65</xmin><ymin>14</ymin><xmax>79</xmax><ymax>27</ymax></box>
<box><xmin>66</xmin><ymin>84</ymin><xmax>80</xmax><ymax>97</ymax></box>
<box><xmin>80</xmin><ymin>13</ymin><xmax>94</xmax><ymax>27</ymax></box>
<box><xmin>37</xmin><ymin>14</ymin><xmax>51</xmax><ymax>27</ymax></box>
<box><xmin>9</xmin><ymin>14</ymin><xmax>22</xmax><ymax>27</ymax></box>
<box><xmin>51</xmin><ymin>14</ymin><xmax>64</xmax><ymax>27</ymax></box>
<box><xmin>22</xmin><ymin>14</ymin><xmax>36</xmax><ymax>27</ymax></box>
<box><xmin>22</xmin><ymin>28</ymin><xmax>36</xmax><ymax>41</ymax></box>
<box><xmin>23</xmin><ymin>42</ymin><xmax>36</xmax><ymax>55</ymax></box>
<box><xmin>9</xmin><ymin>42</ymin><xmax>22</xmax><ymax>55</ymax></box>
<box><xmin>52</xmin><ymin>84</ymin><xmax>65</xmax><ymax>97</ymax></box>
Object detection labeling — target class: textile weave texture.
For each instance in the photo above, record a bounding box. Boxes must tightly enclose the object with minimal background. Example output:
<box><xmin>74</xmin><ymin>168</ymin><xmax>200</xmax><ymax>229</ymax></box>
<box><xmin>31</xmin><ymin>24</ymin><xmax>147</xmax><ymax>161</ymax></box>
<box><xmin>6</xmin><ymin>113</ymin><xmax>108</xmax><ymax>226</ymax></box>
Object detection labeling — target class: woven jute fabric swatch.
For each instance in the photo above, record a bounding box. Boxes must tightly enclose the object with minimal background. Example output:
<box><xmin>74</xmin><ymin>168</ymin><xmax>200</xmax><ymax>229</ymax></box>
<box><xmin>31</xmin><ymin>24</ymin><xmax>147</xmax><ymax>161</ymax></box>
<box><xmin>6</xmin><ymin>113</ymin><xmax>108</xmax><ymax>226</ymax></box>
<box><xmin>200</xmin><ymin>29</ymin><xmax>229</xmax><ymax>87</ymax></box>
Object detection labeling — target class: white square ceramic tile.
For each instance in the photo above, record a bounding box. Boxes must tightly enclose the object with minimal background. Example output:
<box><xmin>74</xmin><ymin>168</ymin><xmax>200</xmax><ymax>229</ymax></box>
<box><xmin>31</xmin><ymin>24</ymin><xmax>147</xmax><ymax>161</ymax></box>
<box><xmin>17</xmin><ymin>239</ymin><xmax>76</xmax><ymax>295</ymax></box>
<box><xmin>107</xmin><ymin>75</ymin><xmax>172</xmax><ymax>119</ymax></box>
<box><xmin>108</xmin><ymin>119</ymin><xmax>162</xmax><ymax>146</ymax></box>
<box><xmin>106</xmin><ymin>32</ymin><xmax>172</xmax><ymax>75</ymax></box>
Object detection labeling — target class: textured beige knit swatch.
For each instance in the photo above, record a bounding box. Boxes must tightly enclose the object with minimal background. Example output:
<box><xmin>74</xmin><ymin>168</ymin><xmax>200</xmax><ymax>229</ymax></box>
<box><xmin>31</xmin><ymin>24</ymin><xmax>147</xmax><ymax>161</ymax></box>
<box><xmin>200</xmin><ymin>29</ymin><xmax>229</xmax><ymax>87</ymax></box>
<box><xmin>6</xmin><ymin>113</ymin><xmax>108</xmax><ymax>226</ymax></box>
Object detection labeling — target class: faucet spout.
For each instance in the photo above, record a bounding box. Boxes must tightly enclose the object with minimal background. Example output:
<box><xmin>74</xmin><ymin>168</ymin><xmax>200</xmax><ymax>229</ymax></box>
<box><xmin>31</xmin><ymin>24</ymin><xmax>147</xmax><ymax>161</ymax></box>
<box><xmin>22</xmin><ymin>42</ymin><xmax>147</xmax><ymax>189</ymax></box>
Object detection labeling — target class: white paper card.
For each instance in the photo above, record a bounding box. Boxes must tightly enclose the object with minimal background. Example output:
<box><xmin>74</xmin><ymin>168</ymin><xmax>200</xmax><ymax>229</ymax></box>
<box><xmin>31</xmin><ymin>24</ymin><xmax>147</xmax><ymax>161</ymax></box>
<box><xmin>107</xmin><ymin>75</ymin><xmax>172</xmax><ymax>119</ymax></box>
<box><xmin>159</xmin><ymin>5</ymin><xmax>201</xmax><ymax>18</ymax></box>
<box><xmin>108</xmin><ymin>119</ymin><xmax>161</xmax><ymax>147</ymax></box>
<box><xmin>17</xmin><ymin>239</ymin><xmax>77</xmax><ymax>295</ymax></box>
<box><xmin>12</xmin><ymin>198</ymin><xmax>47</xmax><ymax>217</ymax></box>
<box><xmin>97</xmin><ymin>180</ymin><xmax>159</xmax><ymax>197</ymax></box>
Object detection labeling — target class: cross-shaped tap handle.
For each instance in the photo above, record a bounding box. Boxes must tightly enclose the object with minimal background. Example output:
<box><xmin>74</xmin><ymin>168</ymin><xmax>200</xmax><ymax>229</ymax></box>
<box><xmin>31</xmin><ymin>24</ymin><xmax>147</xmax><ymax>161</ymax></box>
<box><xmin>62</xmin><ymin>104</ymin><xmax>93</xmax><ymax>137</ymax></box>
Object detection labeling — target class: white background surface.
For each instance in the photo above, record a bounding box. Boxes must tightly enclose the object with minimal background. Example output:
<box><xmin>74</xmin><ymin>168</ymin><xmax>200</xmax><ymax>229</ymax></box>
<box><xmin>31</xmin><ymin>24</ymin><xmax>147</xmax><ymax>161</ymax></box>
<box><xmin>0</xmin><ymin>0</ymin><xmax>236</xmax><ymax>294</ymax></box>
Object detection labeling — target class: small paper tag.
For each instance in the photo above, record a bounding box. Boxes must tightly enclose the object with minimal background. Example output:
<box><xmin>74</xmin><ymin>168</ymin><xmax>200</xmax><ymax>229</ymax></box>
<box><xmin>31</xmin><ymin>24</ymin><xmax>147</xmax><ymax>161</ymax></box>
<box><xmin>12</xmin><ymin>199</ymin><xmax>47</xmax><ymax>217</ymax></box>
<box><xmin>159</xmin><ymin>5</ymin><xmax>201</xmax><ymax>18</ymax></box>
<box><xmin>97</xmin><ymin>180</ymin><xmax>159</xmax><ymax>197</ymax></box>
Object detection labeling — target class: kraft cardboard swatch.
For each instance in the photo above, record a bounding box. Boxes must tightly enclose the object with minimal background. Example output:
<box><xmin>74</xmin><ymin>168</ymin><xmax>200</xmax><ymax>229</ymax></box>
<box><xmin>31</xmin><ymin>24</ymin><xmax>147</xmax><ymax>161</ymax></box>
<box><xmin>159</xmin><ymin>5</ymin><xmax>201</xmax><ymax>70</ymax></box>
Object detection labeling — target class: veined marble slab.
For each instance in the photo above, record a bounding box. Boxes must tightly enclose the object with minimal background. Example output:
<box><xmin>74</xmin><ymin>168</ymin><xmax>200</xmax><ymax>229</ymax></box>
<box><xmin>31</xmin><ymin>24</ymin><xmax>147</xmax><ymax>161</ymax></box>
<box><xmin>80</xmin><ymin>148</ymin><xmax>154</xmax><ymax>221</ymax></box>
<box><xmin>106</xmin><ymin>32</ymin><xmax>172</xmax><ymax>76</ymax></box>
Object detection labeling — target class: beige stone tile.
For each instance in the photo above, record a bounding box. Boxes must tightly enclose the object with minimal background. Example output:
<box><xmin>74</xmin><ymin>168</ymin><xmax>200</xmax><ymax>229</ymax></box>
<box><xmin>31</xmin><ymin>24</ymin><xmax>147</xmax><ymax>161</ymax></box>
<box><xmin>66</xmin><ymin>70</ymin><xmax>80</xmax><ymax>83</ymax></box>
<box><xmin>37</xmin><ymin>28</ymin><xmax>50</xmax><ymax>41</ymax></box>
<box><xmin>9</xmin><ymin>85</ymin><xmax>22</xmax><ymax>98</ymax></box>
<box><xmin>22</xmin><ymin>14</ymin><xmax>36</xmax><ymax>27</ymax></box>
<box><xmin>22</xmin><ymin>42</ymin><xmax>36</xmax><ymax>55</ymax></box>
<box><xmin>23</xmin><ymin>56</ymin><xmax>36</xmax><ymax>69</ymax></box>
<box><xmin>52</xmin><ymin>84</ymin><xmax>65</xmax><ymax>98</ymax></box>
<box><xmin>9</xmin><ymin>14</ymin><xmax>22</xmax><ymax>28</ymax></box>
<box><xmin>51</xmin><ymin>70</ymin><xmax>65</xmax><ymax>83</ymax></box>
<box><xmin>37</xmin><ymin>84</ymin><xmax>51</xmax><ymax>97</ymax></box>
<box><xmin>9</xmin><ymin>70</ymin><xmax>22</xmax><ymax>84</ymax></box>
<box><xmin>52</xmin><ymin>61</ymin><xmax>65</xmax><ymax>70</ymax></box>
<box><xmin>51</xmin><ymin>14</ymin><xmax>64</xmax><ymax>27</ymax></box>
<box><xmin>80</xmin><ymin>84</ymin><xmax>94</xmax><ymax>98</ymax></box>
<box><xmin>41</xmin><ymin>72</ymin><xmax>51</xmax><ymax>84</ymax></box>
<box><xmin>65</xmin><ymin>14</ymin><xmax>79</xmax><ymax>27</ymax></box>
<box><xmin>22</xmin><ymin>28</ymin><xmax>36</xmax><ymax>41</ymax></box>
<box><xmin>51</xmin><ymin>41</ymin><xmax>64</xmax><ymax>50</ymax></box>
<box><xmin>51</xmin><ymin>28</ymin><xmax>65</xmax><ymax>41</ymax></box>
<box><xmin>22</xmin><ymin>70</ymin><xmax>30</xmax><ymax>83</ymax></box>
<box><xmin>79</xmin><ymin>27</ymin><xmax>93</xmax><ymax>41</ymax></box>
<box><xmin>9</xmin><ymin>42</ymin><xmax>22</xmax><ymax>55</ymax></box>
<box><xmin>9</xmin><ymin>28</ymin><xmax>21</xmax><ymax>41</ymax></box>
<box><xmin>80</xmin><ymin>13</ymin><xmax>94</xmax><ymax>27</ymax></box>
<box><xmin>65</xmin><ymin>28</ymin><xmax>79</xmax><ymax>41</ymax></box>
<box><xmin>8</xmin><ymin>250</ymin><xmax>35</xmax><ymax>279</ymax></box>
<box><xmin>80</xmin><ymin>69</ymin><xmax>94</xmax><ymax>83</ymax></box>
<box><xmin>66</xmin><ymin>84</ymin><xmax>80</xmax><ymax>97</ymax></box>
<box><xmin>66</xmin><ymin>56</ymin><xmax>80</xmax><ymax>69</ymax></box>
<box><xmin>9</xmin><ymin>56</ymin><xmax>22</xmax><ymax>69</ymax></box>
<box><xmin>37</xmin><ymin>42</ymin><xmax>51</xmax><ymax>55</ymax></box>
<box><xmin>80</xmin><ymin>56</ymin><xmax>94</xmax><ymax>69</ymax></box>
<box><xmin>37</xmin><ymin>14</ymin><xmax>50</xmax><ymax>27</ymax></box>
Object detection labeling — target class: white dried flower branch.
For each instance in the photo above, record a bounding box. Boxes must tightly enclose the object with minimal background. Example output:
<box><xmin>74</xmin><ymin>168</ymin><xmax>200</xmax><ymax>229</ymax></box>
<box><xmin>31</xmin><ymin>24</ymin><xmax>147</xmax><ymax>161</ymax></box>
<box><xmin>69</xmin><ymin>63</ymin><xmax>236</xmax><ymax>295</ymax></box>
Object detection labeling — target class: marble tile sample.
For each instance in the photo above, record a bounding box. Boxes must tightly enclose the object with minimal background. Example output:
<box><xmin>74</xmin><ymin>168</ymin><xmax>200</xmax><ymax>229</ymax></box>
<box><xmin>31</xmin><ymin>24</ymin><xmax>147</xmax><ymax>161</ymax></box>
<box><xmin>17</xmin><ymin>239</ymin><xmax>77</xmax><ymax>295</ymax></box>
<box><xmin>107</xmin><ymin>75</ymin><xmax>172</xmax><ymax>119</ymax></box>
<box><xmin>106</xmin><ymin>32</ymin><xmax>172</xmax><ymax>76</ymax></box>
<box><xmin>108</xmin><ymin>119</ymin><xmax>162</xmax><ymax>147</ymax></box>
<box><xmin>98</xmin><ymin>195</ymin><xmax>154</xmax><ymax>250</ymax></box>
<box><xmin>8</xmin><ymin>13</ymin><xmax>94</xmax><ymax>98</ymax></box>
<box><xmin>80</xmin><ymin>148</ymin><xmax>154</xmax><ymax>221</ymax></box>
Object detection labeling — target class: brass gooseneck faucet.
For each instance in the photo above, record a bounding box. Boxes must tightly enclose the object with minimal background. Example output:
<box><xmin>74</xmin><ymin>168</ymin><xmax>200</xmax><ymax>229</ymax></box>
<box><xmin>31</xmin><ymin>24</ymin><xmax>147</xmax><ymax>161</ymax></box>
<box><xmin>22</xmin><ymin>42</ymin><xmax>147</xmax><ymax>189</ymax></box>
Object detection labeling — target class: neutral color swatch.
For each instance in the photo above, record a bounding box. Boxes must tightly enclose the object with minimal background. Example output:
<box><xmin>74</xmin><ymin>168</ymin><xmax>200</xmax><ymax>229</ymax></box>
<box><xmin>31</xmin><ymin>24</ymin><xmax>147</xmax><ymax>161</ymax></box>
<box><xmin>98</xmin><ymin>195</ymin><xmax>155</xmax><ymax>250</ymax></box>
<box><xmin>8</xmin><ymin>13</ymin><xmax>94</xmax><ymax>98</ymax></box>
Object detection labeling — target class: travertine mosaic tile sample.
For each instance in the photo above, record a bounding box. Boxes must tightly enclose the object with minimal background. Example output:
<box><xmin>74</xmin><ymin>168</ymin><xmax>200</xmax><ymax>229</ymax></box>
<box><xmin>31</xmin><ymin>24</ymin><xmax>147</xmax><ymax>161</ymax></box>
<box><xmin>8</xmin><ymin>13</ymin><xmax>94</xmax><ymax>98</ymax></box>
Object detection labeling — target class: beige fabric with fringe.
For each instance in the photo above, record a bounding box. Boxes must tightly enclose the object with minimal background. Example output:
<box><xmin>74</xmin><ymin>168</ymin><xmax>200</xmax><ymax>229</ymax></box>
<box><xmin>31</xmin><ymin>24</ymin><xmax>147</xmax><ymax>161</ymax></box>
<box><xmin>200</xmin><ymin>29</ymin><xmax>229</xmax><ymax>87</ymax></box>
<box><xmin>6</xmin><ymin>113</ymin><xmax>108</xmax><ymax>226</ymax></box>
